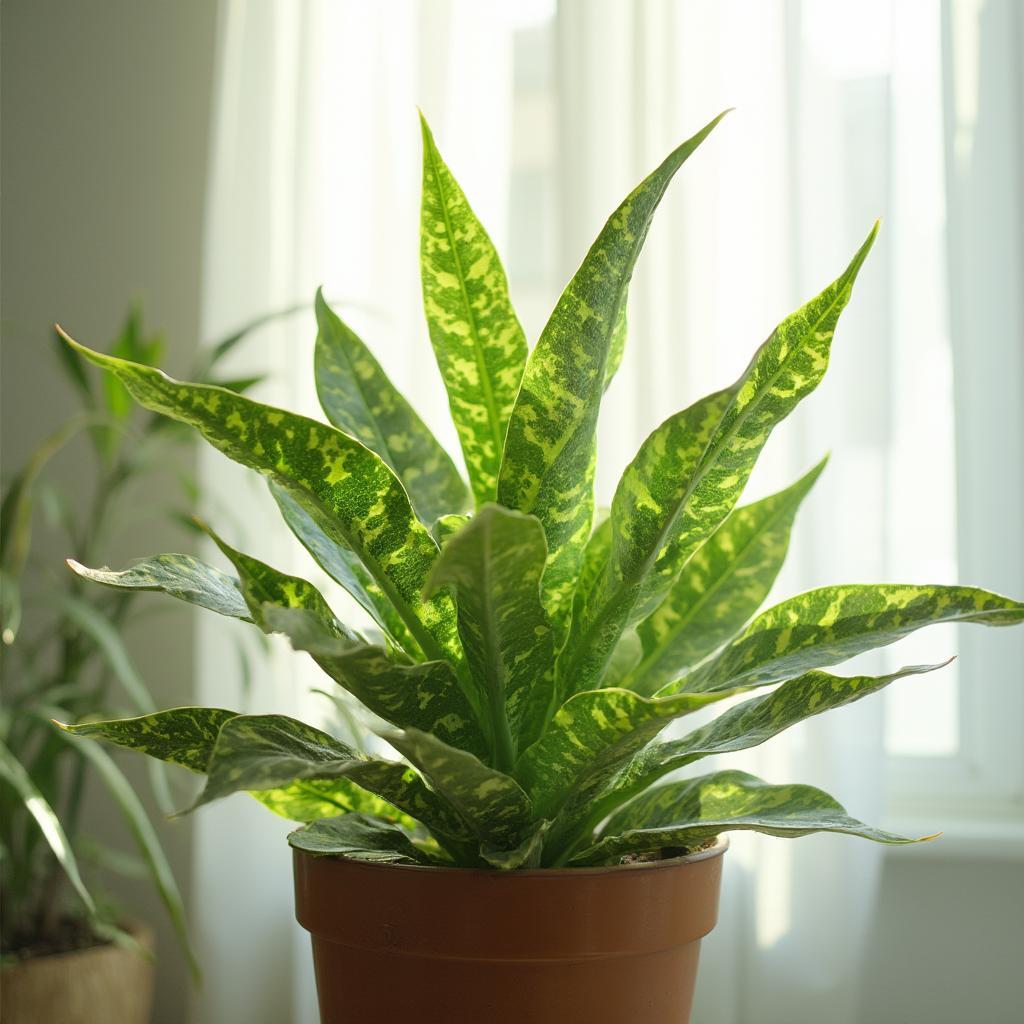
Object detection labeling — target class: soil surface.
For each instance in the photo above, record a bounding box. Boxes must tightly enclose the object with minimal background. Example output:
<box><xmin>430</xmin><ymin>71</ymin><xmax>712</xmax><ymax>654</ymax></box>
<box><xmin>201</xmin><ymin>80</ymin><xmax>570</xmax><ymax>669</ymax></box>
<box><xmin>618</xmin><ymin>838</ymin><xmax>717</xmax><ymax>865</ymax></box>
<box><xmin>2</xmin><ymin>916</ymin><xmax>106</xmax><ymax>963</ymax></box>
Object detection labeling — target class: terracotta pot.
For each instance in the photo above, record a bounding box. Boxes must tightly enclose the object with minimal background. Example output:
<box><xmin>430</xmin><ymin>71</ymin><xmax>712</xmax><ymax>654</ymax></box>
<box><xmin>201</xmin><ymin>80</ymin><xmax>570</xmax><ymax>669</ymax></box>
<box><xmin>0</xmin><ymin>921</ymin><xmax>154</xmax><ymax>1024</ymax></box>
<box><xmin>294</xmin><ymin>839</ymin><xmax>727</xmax><ymax>1024</ymax></box>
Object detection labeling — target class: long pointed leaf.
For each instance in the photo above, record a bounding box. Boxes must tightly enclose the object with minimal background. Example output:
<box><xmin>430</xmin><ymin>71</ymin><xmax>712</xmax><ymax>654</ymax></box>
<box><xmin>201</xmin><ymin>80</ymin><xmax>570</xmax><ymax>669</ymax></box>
<box><xmin>663</xmin><ymin>584</ymin><xmax>1024</xmax><ymax>695</ymax></box>
<box><xmin>67</xmin><ymin>554</ymin><xmax>251</xmax><ymax>621</ymax></box>
<box><xmin>564</xmin><ymin>226</ymin><xmax>878</xmax><ymax>696</ymax></box>
<box><xmin>424</xmin><ymin>505</ymin><xmax>553</xmax><ymax>766</ymax></box>
<box><xmin>58</xmin><ymin>329</ymin><xmax>459</xmax><ymax>662</ymax></box>
<box><xmin>252</xmin><ymin>778</ymin><xmax>417</xmax><ymax>828</ymax></box>
<box><xmin>420</xmin><ymin>114</ymin><xmax>528</xmax><ymax>506</ymax></box>
<box><xmin>572</xmin><ymin>770</ymin><xmax>929</xmax><ymax>866</ymax></box>
<box><xmin>624</xmin><ymin>457</ymin><xmax>827</xmax><ymax>693</ymax></box>
<box><xmin>497</xmin><ymin>113</ymin><xmax>729</xmax><ymax>632</ymax></box>
<box><xmin>314</xmin><ymin>289</ymin><xmax>469</xmax><ymax>523</ymax></box>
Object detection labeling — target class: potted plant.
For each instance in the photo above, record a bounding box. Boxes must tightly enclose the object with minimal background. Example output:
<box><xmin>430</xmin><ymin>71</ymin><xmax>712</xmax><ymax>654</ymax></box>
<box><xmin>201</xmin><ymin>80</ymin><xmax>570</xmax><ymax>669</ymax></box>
<box><xmin>54</xmin><ymin>112</ymin><xmax>1022</xmax><ymax>1024</ymax></box>
<box><xmin>0</xmin><ymin>310</ymin><xmax>272</xmax><ymax>1023</ymax></box>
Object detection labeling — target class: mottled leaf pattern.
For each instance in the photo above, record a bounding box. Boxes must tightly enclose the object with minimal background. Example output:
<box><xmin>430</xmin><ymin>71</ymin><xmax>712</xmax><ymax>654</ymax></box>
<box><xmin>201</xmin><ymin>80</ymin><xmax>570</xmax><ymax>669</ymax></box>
<box><xmin>58</xmin><ymin>330</ymin><xmax>458</xmax><ymax>662</ymax></box>
<box><xmin>625</xmin><ymin>458</ymin><xmax>826</xmax><ymax>694</ymax></box>
<box><xmin>572</xmin><ymin>771</ymin><xmax>928</xmax><ymax>866</ymax></box>
<box><xmin>66</xmin><ymin>554</ymin><xmax>251</xmax><ymax>621</ymax></box>
<box><xmin>420</xmin><ymin>115</ymin><xmax>528</xmax><ymax>506</ymax></box>
<box><xmin>498</xmin><ymin>113</ymin><xmax>729</xmax><ymax>634</ymax></box>
<box><xmin>251</xmin><ymin>778</ymin><xmax>416</xmax><ymax>827</ymax></box>
<box><xmin>425</xmin><ymin>505</ymin><xmax>554</xmax><ymax>765</ymax></box>
<box><xmin>262</xmin><ymin>605</ymin><xmax>488</xmax><ymax>759</ymax></box>
<box><xmin>270</xmin><ymin>483</ymin><xmax>418</xmax><ymax>654</ymax></box>
<box><xmin>288</xmin><ymin>813</ymin><xmax>431</xmax><ymax>864</ymax></box>
<box><xmin>314</xmin><ymin>289</ymin><xmax>469</xmax><ymax>523</ymax></box>
<box><xmin>664</xmin><ymin>584</ymin><xmax>1024</xmax><ymax>695</ymax></box>
<box><xmin>384</xmin><ymin>727</ymin><xmax>532</xmax><ymax>850</ymax></box>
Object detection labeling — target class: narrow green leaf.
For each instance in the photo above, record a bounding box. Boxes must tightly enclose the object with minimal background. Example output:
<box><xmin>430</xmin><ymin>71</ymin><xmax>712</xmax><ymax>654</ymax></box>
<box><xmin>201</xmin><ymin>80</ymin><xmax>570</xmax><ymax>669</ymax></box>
<box><xmin>561</xmin><ymin>226</ymin><xmax>878</xmax><ymax>694</ymax></box>
<box><xmin>419</xmin><ymin>114</ymin><xmax>529</xmax><ymax>507</ymax></box>
<box><xmin>67</xmin><ymin>554</ymin><xmax>251</xmax><ymax>621</ymax></box>
<box><xmin>383</xmin><ymin>726</ymin><xmax>532</xmax><ymax>850</ymax></box>
<box><xmin>515</xmin><ymin>685</ymin><xmax>740</xmax><ymax>824</ymax></box>
<box><xmin>0</xmin><ymin>738</ymin><xmax>96</xmax><ymax>915</ymax></box>
<box><xmin>70</xmin><ymin>736</ymin><xmax>198</xmax><ymax>979</ymax></box>
<box><xmin>663</xmin><ymin>584</ymin><xmax>1024</xmax><ymax>696</ymax></box>
<box><xmin>555</xmin><ymin>662</ymin><xmax>949</xmax><ymax>860</ymax></box>
<box><xmin>480</xmin><ymin>820</ymin><xmax>550</xmax><ymax>871</ymax></box>
<box><xmin>625</xmin><ymin>457</ymin><xmax>827</xmax><ymax>694</ymax></box>
<box><xmin>270</xmin><ymin>482</ymin><xmax>419</xmax><ymax>655</ymax></box>
<box><xmin>288</xmin><ymin>813</ymin><xmax>431</xmax><ymax>864</ymax></box>
<box><xmin>262</xmin><ymin>605</ymin><xmax>488</xmax><ymax>759</ymax></box>
<box><xmin>603</xmin><ymin>303</ymin><xmax>628</xmax><ymax>393</ymax></box>
<box><xmin>58</xmin><ymin>329</ymin><xmax>459</xmax><ymax>663</ymax></box>
<box><xmin>193</xmin><ymin>714</ymin><xmax>473</xmax><ymax>850</ymax></box>
<box><xmin>424</xmin><ymin>505</ymin><xmax>554</xmax><ymax>765</ymax></box>
<box><xmin>572</xmin><ymin>770</ymin><xmax>929</xmax><ymax>866</ymax></box>
<box><xmin>314</xmin><ymin>289</ymin><xmax>469</xmax><ymax>524</ymax></box>
<box><xmin>498</xmin><ymin>112</ymin><xmax>728</xmax><ymax>633</ymax></box>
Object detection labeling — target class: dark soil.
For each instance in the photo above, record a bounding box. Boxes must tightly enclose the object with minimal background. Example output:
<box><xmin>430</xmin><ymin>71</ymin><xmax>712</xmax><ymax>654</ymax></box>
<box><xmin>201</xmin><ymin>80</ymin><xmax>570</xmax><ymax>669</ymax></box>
<box><xmin>2</xmin><ymin>916</ymin><xmax>106</xmax><ymax>964</ymax></box>
<box><xmin>618</xmin><ymin>838</ymin><xmax>717</xmax><ymax>865</ymax></box>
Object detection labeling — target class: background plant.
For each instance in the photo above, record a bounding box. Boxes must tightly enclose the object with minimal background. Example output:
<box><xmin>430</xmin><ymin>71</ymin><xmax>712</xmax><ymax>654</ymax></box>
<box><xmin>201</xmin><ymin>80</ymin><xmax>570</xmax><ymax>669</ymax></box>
<box><xmin>55</xmin><ymin>112</ymin><xmax>1023</xmax><ymax>872</ymax></box>
<box><xmin>0</xmin><ymin>308</ymin><xmax>280</xmax><ymax>967</ymax></box>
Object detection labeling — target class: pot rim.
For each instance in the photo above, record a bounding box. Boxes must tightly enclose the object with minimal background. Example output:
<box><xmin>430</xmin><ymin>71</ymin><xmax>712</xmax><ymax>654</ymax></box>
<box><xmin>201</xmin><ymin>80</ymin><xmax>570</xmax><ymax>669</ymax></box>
<box><xmin>293</xmin><ymin>834</ymin><xmax>728</xmax><ymax>878</ymax></box>
<box><xmin>0</xmin><ymin>919</ymin><xmax>153</xmax><ymax>972</ymax></box>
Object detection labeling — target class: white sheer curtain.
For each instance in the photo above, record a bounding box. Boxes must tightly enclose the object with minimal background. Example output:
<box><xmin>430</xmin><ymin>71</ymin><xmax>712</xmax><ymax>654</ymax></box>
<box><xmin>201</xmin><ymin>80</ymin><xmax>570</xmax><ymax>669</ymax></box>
<box><xmin>195</xmin><ymin>2</ymin><xmax>965</xmax><ymax>1022</ymax></box>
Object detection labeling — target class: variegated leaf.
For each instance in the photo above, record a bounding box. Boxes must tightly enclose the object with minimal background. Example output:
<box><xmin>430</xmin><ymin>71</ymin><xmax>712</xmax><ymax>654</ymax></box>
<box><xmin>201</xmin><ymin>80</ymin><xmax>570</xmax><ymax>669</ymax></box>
<box><xmin>270</xmin><ymin>483</ymin><xmax>419</xmax><ymax>655</ymax></box>
<box><xmin>383</xmin><ymin>726</ymin><xmax>532</xmax><ymax>850</ymax></box>
<box><xmin>288</xmin><ymin>813</ymin><xmax>431</xmax><ymax>865</ymax></box>
<box><xmin>572</xmin><ymin>770</ymin><xmax>928</xmax><ymax>866</ymax></box>
<box><xmin>424</xmin><ymin>505</ymin><xmax>554</xmax><ymax>765</ymax></box>
<box><xmin>59</xmin><ymin>330</ymin><xmax>459</xmax><ymax>663</ymax></box>
<box><xmin>552</xmin><ymin>662</ymin><xmax>947</xmax><ymax>861</ymax></box>
<box><xmin>514</xmin><ymin>685</ymin><xmax>740</xmax><ymax>824</ymax></box>
<box><xmin>604</xmin><ymin>302</ymin><xmax>628</xmax><ymax>393</ymax></box>
<box><xmin>432</xmin><ymin>513</ymin><xmax>470</xmax><ymax>546</ymax></box>
<box><xmin>624</xmin><ymin>457</ymin><xmax>827</xmax><ymax>694</ymax></box>
<box><xmin>497</xmin><ymin>113</ymin><xmax>729</xmax><ymax>634</ymax></box>
<box><xmin>262</xmin><ymin>605</ymin><xmax>488</xmax><ymax>759</ymax></box>
<box><xmin>420</xmin><ymin>114</ymin><xmax>528</xmax><ymax>506</ymax></box>
<box><xmin>314</xmin><ymin>289</ymin><xmax>469</xmax><ymax>524</ymax></box>
<box><xmin>193</xmin><ymin>714</ymin><xmax>473</xmax><ymax>851</ymax></box>
<box><xmin>66</xmin><ymin>553</ymin><xmax>251</xmax><ymax>621</ymax></box>
<box><xmin>564</xmin><ymin>225</ymin><xmax>878</xmax><ymax>696</ymax></box>
<box><xmin>663</xmin><ymin>584</ymin><xmax>1024</xmax><ymax>695</ymax></box>
<box><xmin>252</xmin><ymin>778</ymin><xmax>416</xmax><ymax>829</ymax></box>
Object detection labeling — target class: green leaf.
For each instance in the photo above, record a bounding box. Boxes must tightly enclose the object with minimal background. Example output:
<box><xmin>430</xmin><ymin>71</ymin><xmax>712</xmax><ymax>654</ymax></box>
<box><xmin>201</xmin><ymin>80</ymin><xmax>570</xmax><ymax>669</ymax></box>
<box><xmin>58</xmin><ymin>329</ymin><xmax>459</xmax><ymax>663</ymax></box>
<box><xmin>497</xmin><ymin>112</ymin><xmax>728</xmax><ymax>633</ymax></box>
<box><xmin>663</xmin><ymin>584</ymin><xmax>1024</xmax><ymax>696</ymax></box>
<box><xmin>555</xmin><ymin>662</ymin><xmax>949</xmax><ymax>860</ymax></box>
<box><xmin>262</xmin><ymin>605</ymin><xmax>488</xmax><ymax>759</ymax></box>
<box><xmin>480</xmin><ymin>820</ymin><xmax>550</xmax><ymax>871</ymax></box>
<box><xmin>424</xmin><ymin>505</ymin><xmax>553</xmax><ymax>767</ymax></box>
<box><xmin>419</xmin><ymin>114</ymin><xmax>529</xmax><ymax>507</ymax></box>
<box><xmin>314</xmin><ymin>289</ymin><xmax>469</xmax><ymax>524</ymax></box>
<box><xmin>269</xmin><ymin>482</ymin><xmax>418</xmax><ymax>655</ymax></box>
<box><xmin>251</xmin><ymin>778</ymin><xmax>417</xmax><ymax>828</ymax></box>
<box><xmin>383</xmin><ymin>726</ymin><xmax>532</xmax><ymax>850</ymax></box>
<box><xmin>624</xmin><ymin>458</ymin><xmax>827</xmax><ymax>694</ymax></box>
<box><xmin>288</xmin><ymin>813</ymin><xmax>431</xmax><ymax>864</ymax></box>
<box><xmin>603</xmin><ymin>303</ymin><xmax>628</xmax><ymax>393</ymax></box>
<box><xmin>432</xmin><ymin>513</ymin><xmax>470</xmax><ymax>546</ymax></box>
<box><xmin>0</xmin><ymin>738</ymin><xmax>96</xmax><ymax>915</ymax></box>
<box><xmin>69</xmin><ymin>735</ymin><xmax>198</xmax><ymax>979</ymax></box>
<box><xmin>192</xmin><ymin>714</ymin><xmax>473</xmax><ymax>851</ymax></box>
<box><xmin>514</xmin><ymin>685</ymin><xmax>740</xmax><ymax>825</ymax></box>
<box><xmin>572</xmin><ymin>770</ymin><xmax>929</xmax><ymax>866</ymax></box>
<box><xmin>561</xmin><ymin>225</ymin><xmax>878</xmax><ymax>695</ymax></box>
<box><xmin>66</xmin><ymin>554</ymin><xmax>252</xmax><ymax>621</ymax></box>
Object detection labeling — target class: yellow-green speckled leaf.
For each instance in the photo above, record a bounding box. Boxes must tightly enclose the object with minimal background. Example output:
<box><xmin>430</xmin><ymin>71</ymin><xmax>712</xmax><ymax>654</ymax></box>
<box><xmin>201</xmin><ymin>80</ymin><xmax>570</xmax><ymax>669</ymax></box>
<box><xmin>663</xmin><ymin>583</ymin><xmax>1024</xmax><ymax>696</ymax></box>
<box><xmin>561</xmin><ymin>226</ymin><xmax>878</xmax><ymax>695</ymax></box>
<box><xmin>314</xmin><ymin>289</ymin><xmax>469</xmax><ymax>524</ymax></box>
<box><xmin>572</xmin><ymin>770</ymin><xmax>929</xmax><ymax>866</ymax></box>
<box><xmin>548</xmin><ymin>661</ymin><xmax>947</xmax><ymax>862</ymax></box>
<box><xmin>383</xmin><ymin>726</ymin><xmax>533</xmax><ymax>851</ymax></box>
<box><xmin>424</xmin><ymin>505</ymin><xmax>554</xmax><ymax>767</ymax></box>
<box><xmin>192</xmin><ymin>714</ymin><xmax>473</xmax><ymax>853</ymax></box>
<box><xmin>497</xmin><ymin>113</ymin><xmax>729</xmax><ymax>635</ymax></box>
<box><xmin>288</xmin><ymin>813</ymin><xmax>432</xmax><ymax>864</ymax></box>
<box><xmin>420</xmin><ymin>115</ymin><xmax>528</xmax><ymax>507</ymax></box>
<box><xmin>59</xmin><ymin>329</ymin><xmax>459</xmax><ymax>664</ymax></box>
<box><xmin>262</xmin><ymin>604</ymin><xmax>488</xmax><ymax>759</ymax></box>
<box><xmin>624</xmin><ymin>457</ymin><xmax>827</xmax><ymax>694</ymax></box>
<box><xmin>250</xmin><ymin>778</ymin><xmax>417</xmax><ymax>828</ymax></box>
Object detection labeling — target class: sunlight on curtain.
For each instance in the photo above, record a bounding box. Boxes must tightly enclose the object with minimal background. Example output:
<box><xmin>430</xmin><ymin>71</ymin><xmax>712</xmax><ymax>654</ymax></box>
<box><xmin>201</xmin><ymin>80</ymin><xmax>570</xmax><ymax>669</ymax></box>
<box><xmin>196</xmin><ymin>2</ymin><xmax>965</xmax><ymax>1022</ymax></box>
